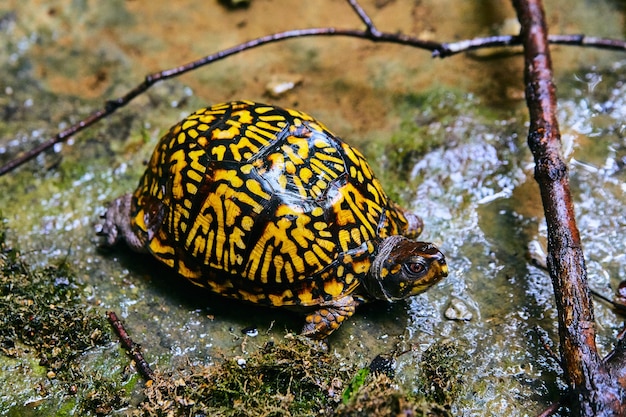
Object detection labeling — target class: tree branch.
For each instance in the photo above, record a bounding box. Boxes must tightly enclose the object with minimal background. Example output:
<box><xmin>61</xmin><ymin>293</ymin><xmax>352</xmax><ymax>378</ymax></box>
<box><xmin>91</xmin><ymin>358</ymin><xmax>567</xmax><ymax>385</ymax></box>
<box><xmin>512</xmin><ymin>0</ymin><xmax>625</xmax><ymax>415</ymax></box>
<box><xmin>108</xmin><ymin>311</ymin><xmax>155</xmax><ymax>382</ymax></box>
<box><xmin>2</xmin><ymin>1</ymin><xmax>626</xmax><ymax>176</ymax></box>
<box><xmin>435</xmin><ymin>34</ymin><xmax>626</xmax><ymax>57</ymax></box>
<box><xmin>0</xmin><ymin>26</ymin><xmax>439</xmax><ymax>176</ymax></box>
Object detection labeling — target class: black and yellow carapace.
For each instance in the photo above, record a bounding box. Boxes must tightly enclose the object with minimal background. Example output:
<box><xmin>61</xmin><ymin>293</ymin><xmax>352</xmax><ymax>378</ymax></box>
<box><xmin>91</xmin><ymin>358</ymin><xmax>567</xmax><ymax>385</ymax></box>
<box><xmin>101</xmin><ymin>100</ymin><xmax>447</xmax><ymax>339</ymax></box>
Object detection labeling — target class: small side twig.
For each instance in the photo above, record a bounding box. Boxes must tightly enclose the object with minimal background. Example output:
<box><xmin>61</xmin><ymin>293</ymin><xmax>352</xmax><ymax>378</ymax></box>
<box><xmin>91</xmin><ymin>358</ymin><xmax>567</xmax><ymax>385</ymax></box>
<box><xmin>346</xmin><ymin>0</ymin><xmax>381</xmax><ymax>37</ymax></box>
<box><xmin>107</xmin><ymin>310</ymin><xmax>155</xmax><ymax>382</ymax></box>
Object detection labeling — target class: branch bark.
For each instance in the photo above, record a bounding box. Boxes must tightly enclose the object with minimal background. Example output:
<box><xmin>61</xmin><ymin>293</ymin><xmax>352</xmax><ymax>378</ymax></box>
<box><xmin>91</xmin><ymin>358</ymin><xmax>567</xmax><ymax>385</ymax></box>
<box><xmin>108</xmin><ymin>311</ymin><xmax>155</xmax><ymax>382</ymax></box>
<box><xmin>512</xmin><ymin>0</ymin><xmax>625</xmax><ymax>415</ymax></box>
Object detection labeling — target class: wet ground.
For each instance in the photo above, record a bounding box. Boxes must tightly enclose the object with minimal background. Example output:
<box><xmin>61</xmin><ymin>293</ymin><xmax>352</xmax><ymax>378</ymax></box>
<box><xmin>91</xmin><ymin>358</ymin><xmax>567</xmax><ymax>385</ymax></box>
<box><xmin>1</xmin><ymin>0</ymin><xmax>626</xmax><ymax>415</ymax></box>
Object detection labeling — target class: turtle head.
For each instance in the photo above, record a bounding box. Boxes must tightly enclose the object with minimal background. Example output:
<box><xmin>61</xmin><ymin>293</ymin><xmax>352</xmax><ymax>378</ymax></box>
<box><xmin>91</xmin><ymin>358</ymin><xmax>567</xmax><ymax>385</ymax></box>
<box><xmin>366</xmin><ymin>236</ymin><xmax>448</xmax><ymax>301</ymax></box>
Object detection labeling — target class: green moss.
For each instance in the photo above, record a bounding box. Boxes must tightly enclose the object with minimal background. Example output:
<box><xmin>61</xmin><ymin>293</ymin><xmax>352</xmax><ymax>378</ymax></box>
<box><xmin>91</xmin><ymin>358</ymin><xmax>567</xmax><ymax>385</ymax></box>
<box><xmin>416</xmin><ymin>339</ymin><xmax>468</xmax><ymax>407</ymax></box>
<box><xmin>135</xmin><ymin>336</ymin><xmax>351</xmax><ymax>416</ymax></box>
<box><xmin>341</xmin><ymin>367</ymin><xmax>369</xmax><ymax>405</ymax></box>
<box><xmin>336</xmin><ymin>372</ymin><xmax>450</xmax><ymax>417</ymax></box>
<box><xmin>133</xmin><ymin>335</ymin><xmax>459</xmax><ymax>417</ymax></box>
<box><xmin>0</xmin><ymin>237</ymin><xmax>108</xmax><ymax>379</ymax></box>
<box><xmin>77</xmin><ymin>377</ymin><xmax>128</xmax><ymax>416</ymax></box>
<box><xmin>0</xmin><ymin>216</ymin><xmax>131</xmax><ymax>416</ymax></box>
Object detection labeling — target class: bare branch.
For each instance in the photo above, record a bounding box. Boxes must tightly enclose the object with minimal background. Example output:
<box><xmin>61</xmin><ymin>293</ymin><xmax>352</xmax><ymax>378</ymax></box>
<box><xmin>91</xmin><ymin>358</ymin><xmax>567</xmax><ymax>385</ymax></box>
<box><xmin>0</xmin><ymin>26</ymin><xmax>440</xmax><ymax>176</ymax></box>
<box><xmin>435</xmin><ymin>34</ymin><xmax>626</xmax><ymax>57</ymax></box>
<box><xmin>2</xmin><ymin>0</ymin><xmax>626</xmax><ymax>176</ymax></box>
<box><xmin>108</xmin><ymin>311</ymin><xmax>155</xmax><ymax>382</ymax></box>
<box><xmin>512</xmin><ymin>0</ymin><xmax>625</xmax><ymax>414</ymax></box>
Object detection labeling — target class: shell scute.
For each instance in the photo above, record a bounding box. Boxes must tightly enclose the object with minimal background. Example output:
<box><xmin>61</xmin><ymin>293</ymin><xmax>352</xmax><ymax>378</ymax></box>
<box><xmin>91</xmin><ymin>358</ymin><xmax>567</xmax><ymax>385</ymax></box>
<box><xmin>129</xmin><ymin>101</ymin><xmax>417</xmax><ymax>307</ymax></box>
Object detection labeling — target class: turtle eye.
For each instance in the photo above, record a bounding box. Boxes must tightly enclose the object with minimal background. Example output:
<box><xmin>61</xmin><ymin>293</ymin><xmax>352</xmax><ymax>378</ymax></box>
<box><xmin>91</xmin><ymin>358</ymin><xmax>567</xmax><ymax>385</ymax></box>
<box><xmin>404</xmin><ymin>261</ymin><xmax>426</xmax><ymax>276</ymax></box>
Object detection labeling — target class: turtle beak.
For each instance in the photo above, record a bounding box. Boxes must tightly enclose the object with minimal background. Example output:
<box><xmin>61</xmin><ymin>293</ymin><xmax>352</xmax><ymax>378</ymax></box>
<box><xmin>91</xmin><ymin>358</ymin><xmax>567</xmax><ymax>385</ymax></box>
<box><xmin>439</xmin><ymin>257</ymin><xmax>449</xmax><ymax>277</ymax></box>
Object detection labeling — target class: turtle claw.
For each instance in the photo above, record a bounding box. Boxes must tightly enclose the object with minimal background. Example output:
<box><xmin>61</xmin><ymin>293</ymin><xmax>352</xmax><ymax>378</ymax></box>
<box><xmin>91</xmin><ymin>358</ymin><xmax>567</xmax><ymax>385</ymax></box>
<box><xmin>301</xmin><ymin>295</ymin><xmax>358</xmax><ymax>339</ymax></box>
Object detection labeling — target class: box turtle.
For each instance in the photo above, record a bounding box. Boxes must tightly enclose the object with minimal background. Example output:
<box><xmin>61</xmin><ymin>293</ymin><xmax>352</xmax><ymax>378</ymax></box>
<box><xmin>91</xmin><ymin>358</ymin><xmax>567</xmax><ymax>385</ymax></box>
<box><xmin>101</xmin><ymin>100</ymin><xmax>448</xmax><ymax>339</ymax></box>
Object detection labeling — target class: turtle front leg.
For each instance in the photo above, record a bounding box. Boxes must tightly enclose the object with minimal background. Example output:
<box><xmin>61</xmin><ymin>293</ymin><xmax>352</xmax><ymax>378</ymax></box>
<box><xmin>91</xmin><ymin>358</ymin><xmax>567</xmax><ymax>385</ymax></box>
<box><xmin>301</xmin><ymin>295</ymin><xmax>360</xmax><ymax>339</ymax></box>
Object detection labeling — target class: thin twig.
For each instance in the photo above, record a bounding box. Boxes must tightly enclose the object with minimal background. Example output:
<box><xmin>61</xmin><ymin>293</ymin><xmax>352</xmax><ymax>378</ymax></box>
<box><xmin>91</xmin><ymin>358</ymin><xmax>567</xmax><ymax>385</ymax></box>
<box><xmin>435</xmin><ymin>34</ymin><xmax>626</xmax><ymax>57</ymax></box>
<box><xmin>3</xmin><ymin>0</ymin><xmax>626</xmax><ymax>176</ymax></box>
<box><xmin>346</xmin><ymin>0</ymin><xmax>381</xmax><ymax>37</ymax></box>
<box><xmin>590</xmin><ymin>288</ymin><xmax>618</xmax><ymax>308</ymax></box>
<box><xmin>435</xmin><ymin>35</ymin><xmax>522</xmax><ymax>57</ymax></box>
<box><xmin>0</xmin><ymin>26</ymin><xmax>439</xmax><ymax>176</ymax></box>
<box><xmin>107</xmin><ymin>310</ymin><xmax>155</xmax><ymax>382</ymax></box>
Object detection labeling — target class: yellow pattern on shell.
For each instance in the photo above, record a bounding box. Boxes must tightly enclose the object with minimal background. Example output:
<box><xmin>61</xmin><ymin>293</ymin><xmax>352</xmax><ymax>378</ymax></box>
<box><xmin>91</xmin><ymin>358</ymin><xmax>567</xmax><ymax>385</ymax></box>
<box><xmin>130</xmin><ymin>100</ymin><xmax>418</xmax><ymax>307</ymax></box>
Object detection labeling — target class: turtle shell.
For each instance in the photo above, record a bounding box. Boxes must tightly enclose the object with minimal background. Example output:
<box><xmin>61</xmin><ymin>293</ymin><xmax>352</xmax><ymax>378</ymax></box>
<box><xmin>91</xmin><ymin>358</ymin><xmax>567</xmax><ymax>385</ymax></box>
<box><xmin>128</xmin><ymin>101</ymin><xmax>422</xmax><ymax>307</ymax></box>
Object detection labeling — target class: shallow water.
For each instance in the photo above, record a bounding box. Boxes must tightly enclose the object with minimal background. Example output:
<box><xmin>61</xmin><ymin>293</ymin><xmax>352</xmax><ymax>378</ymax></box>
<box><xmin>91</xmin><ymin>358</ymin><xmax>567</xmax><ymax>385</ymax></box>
<box><xmin>1</xmin><ymin>0</ymin><xmax>626</xmax><ymax>415</ymax></box>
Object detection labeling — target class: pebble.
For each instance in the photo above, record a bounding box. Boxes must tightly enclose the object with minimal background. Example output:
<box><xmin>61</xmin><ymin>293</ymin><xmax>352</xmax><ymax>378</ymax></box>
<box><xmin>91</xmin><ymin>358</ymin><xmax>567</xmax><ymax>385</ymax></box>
<box><xmin>444</xmin><ymin>298</ymin><xmax>473</xmax><ymax>321</ymax></box>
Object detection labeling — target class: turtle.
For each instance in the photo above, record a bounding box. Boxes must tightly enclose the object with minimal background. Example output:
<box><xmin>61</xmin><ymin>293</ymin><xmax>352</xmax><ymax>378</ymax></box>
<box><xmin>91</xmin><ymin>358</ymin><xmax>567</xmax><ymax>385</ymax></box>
<box><xmin>100</xmin><ymin>100</ymin><xmax>448</xmax><ymax>339</ymax></box>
